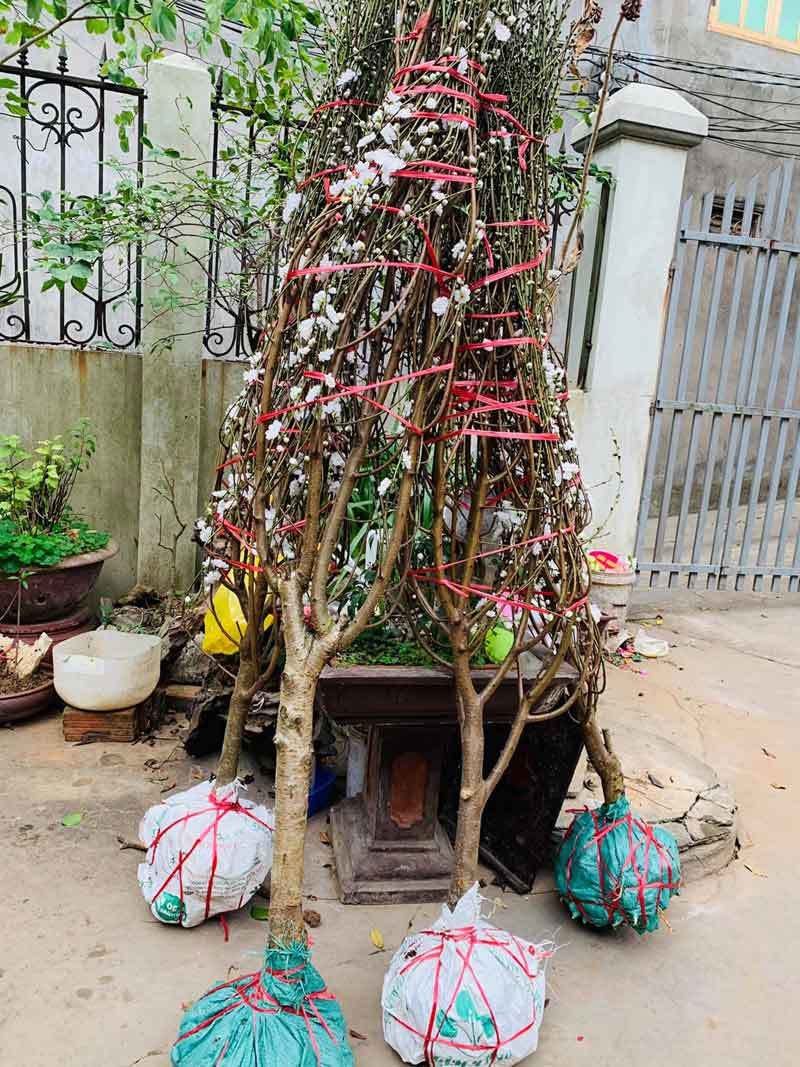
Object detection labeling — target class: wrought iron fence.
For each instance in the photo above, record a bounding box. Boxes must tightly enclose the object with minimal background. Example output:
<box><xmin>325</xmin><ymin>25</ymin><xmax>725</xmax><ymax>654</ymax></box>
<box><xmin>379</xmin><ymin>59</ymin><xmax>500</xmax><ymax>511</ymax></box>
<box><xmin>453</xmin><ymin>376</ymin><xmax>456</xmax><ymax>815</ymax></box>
<box><xmin>203</xmin><ymin>80</ymin><xmax>281</xmax><ymax>361</ymax></box>
<box><xmin>0</xmin><ymin>47</ymin><xmax>144</xmax><ymax>349</ymax></box>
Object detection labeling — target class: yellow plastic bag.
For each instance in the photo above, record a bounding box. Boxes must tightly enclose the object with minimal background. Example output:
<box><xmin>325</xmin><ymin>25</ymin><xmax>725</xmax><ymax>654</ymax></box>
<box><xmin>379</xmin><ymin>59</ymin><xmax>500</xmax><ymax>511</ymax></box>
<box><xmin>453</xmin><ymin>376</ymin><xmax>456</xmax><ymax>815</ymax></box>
<box><xmin>202</xmin><ymin>584</ymin><xmax>273</xmax><ymax>655</ymax></box>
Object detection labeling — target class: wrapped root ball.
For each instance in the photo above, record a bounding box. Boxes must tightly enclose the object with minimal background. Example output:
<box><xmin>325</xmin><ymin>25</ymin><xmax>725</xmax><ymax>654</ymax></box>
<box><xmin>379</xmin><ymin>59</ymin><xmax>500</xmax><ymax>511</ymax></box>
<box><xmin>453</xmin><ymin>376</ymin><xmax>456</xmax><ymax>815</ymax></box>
<box><xmin>555</xmin><ymin>796</ymin><xmax>680</xmax><ymax>934</ymax></box>
<box><xmin>382</xmin><ymin>885</ymin><xmax>549</xmax><ymax>1065</ymax></box>
<box><xmin>172</xmin><ymin>945</ymin><xmax>354</xmax><ymax>1066</ymax></box>
<box><xmin>138</xmin><ymin>779</ymin><xmax>273</xmax><ymax>927</ymax></box>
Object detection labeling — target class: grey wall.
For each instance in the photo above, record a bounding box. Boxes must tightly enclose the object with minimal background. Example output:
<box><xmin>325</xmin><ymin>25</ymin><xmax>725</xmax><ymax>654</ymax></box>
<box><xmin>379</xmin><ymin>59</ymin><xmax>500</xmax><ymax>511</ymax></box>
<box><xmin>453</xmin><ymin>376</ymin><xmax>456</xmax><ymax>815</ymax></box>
<box><xmin>0</xmin><ymin>344</ymin><xmax>241</xmax><ymax>598</ymax></box>
<box><xmin>575</xmin><ymin>1</ymin><xmax>799</xmax><ymax>213</ymax></box>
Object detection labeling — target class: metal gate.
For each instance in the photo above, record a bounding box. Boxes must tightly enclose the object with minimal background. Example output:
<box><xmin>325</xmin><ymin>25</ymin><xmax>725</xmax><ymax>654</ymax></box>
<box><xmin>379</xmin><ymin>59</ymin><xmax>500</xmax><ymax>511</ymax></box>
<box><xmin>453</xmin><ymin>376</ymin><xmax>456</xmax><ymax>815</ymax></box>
<box><xmin>635</xmin><ymin>161</ymin><xmax>800</xmax><ymax>591</ymax></box>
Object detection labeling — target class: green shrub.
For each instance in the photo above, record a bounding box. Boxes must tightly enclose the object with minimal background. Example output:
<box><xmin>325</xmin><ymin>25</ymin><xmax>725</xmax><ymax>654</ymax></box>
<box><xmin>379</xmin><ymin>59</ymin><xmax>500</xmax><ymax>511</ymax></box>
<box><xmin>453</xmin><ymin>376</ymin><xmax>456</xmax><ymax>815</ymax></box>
<box><xmin>0</xmin><ymin>420</ymin><xmax>109</xmax><ymax>577</ymax></box>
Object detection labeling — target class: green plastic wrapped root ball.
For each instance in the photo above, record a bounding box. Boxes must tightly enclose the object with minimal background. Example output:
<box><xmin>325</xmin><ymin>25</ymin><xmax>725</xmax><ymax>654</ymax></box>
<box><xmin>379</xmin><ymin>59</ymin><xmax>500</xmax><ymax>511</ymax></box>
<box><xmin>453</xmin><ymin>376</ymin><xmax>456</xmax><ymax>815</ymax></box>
<box><xmin>554</xmin><ymin>796</ymin><xmax>681</xmax><ymax>934</ymax></box>
<box><xmin>171</xmin><ymin>944</ymin><xmax>354</xmax><ymax>1066</ymax></box>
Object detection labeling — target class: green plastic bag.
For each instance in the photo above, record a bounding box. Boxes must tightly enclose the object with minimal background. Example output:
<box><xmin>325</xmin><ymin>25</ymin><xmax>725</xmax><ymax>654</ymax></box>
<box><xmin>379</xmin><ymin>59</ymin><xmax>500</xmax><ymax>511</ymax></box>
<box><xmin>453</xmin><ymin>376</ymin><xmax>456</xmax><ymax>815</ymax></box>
<box><xmin>172</xmin><ymin>944</ymin><xmax>355</xmax><ymax>1066</ymax></box>
<box><xmin>554</xmin><ymin>796</ymin><xmax>680</xmax><ymax>934</ymax></box>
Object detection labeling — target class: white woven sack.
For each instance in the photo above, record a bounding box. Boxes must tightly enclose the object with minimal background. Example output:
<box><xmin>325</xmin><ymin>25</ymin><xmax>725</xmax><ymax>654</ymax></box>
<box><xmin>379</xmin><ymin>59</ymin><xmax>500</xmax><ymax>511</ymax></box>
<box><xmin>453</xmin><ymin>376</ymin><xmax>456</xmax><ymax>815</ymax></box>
<box><xmin>382</xmin><ymin>884</ymin><xmax>549</xmax><ymax>1065</ymax></box>
<box><xmin>138</xmin><ymin>779</ymin><xmax>273</xmax><ymax>928</ymax></box>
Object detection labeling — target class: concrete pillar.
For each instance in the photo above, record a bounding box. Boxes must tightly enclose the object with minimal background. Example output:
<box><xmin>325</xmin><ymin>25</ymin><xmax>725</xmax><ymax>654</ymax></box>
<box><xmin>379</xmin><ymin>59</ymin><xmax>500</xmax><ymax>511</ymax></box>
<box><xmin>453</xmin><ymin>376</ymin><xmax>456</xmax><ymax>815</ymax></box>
<box><xmin>136</xmin><ymin>54</ymin><xmax>212</xmax><ymax>591</ymax></box>
<box><xmin>568</xmin><ymin>84</ymin><xmax>707</xmax><ymax>559</ymax></box>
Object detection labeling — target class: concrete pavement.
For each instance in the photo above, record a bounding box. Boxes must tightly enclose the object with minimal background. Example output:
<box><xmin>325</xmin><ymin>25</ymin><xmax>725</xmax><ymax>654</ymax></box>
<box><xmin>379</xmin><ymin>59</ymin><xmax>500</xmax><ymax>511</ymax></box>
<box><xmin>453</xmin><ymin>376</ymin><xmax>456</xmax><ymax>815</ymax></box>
<box><xmin>1</xmin><ymin>589</ymin><xmax>797</xmax><ymax>1067</ymax></box>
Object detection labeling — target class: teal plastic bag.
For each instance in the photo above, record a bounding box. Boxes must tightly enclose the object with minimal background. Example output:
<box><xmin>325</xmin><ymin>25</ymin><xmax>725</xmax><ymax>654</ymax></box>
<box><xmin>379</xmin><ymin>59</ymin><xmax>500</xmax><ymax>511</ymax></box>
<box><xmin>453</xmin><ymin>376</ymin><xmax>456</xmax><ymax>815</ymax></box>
<box><xmin>554</xmin><ymin>796</ymin><xmax>680</xmax><ymax>934</ymax></box>
<box><xmin>172</xmin><ymin>944</ymin><xmax>355</xmax><ymax>1066</ymax></box>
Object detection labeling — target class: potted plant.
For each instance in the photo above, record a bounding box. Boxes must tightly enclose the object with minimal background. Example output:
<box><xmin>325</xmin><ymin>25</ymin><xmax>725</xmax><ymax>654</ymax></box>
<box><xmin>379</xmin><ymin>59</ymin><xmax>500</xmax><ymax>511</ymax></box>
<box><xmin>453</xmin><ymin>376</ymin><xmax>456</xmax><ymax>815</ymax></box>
<box><xmin>0</xmin><ymin>629</ymin><xmax>57</xmax><ymax>723</ymax></box>
<box><xmin>0</xmin><ymin>418</ymin><xmax>116</xmax><ymax>642</ymax></box>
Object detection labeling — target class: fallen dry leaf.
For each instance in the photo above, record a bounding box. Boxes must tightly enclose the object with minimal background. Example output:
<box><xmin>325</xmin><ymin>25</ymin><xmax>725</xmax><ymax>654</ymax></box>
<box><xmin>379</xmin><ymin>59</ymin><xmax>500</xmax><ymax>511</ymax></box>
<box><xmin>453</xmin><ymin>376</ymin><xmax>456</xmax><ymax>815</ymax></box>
<box><xmin>744</xmin><ymin>863</ymin><xmax>768</xmax><ymax>878</ymax></box>
<box><xmin>319</xmin><ymin>831</ymin><xmax>331</xmax><ymax>846</ymax></box>
<box><xmin>770</xmin><ymin>782</ymin><xmax>787</xmax><ymax>791</ymax></box>
<box><xmin>303</xmin><ymin>909</ymin><xmax>322</xmax><ymax>928</ymax></box>
<box><xmin>762</xmin><ymin>747</ymin><xmax>777</xmax><ymax>759</ymax></box>
<box><xmin>349</xmin><ymin>1029</ymin><xmax>367</xmax><ymax>1042</ymax></box>
<box><xmin>370</xmin><ymin>927</ymin><xmax>385</xmax><ymax>951</ymax></box>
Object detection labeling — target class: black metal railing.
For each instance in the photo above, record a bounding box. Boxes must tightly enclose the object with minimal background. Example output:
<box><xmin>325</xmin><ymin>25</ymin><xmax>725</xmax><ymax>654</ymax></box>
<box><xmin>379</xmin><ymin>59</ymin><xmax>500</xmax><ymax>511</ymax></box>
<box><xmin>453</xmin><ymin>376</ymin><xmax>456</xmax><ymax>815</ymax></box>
<box><xmin>0</xmin><ymin>46</ymin><xmax>144</xmax><ymax>349</ymax></box>
<box><xmin>203</xmin><ymin>78</ymin><xmax>280</xmax><ymax>361</ymax></box>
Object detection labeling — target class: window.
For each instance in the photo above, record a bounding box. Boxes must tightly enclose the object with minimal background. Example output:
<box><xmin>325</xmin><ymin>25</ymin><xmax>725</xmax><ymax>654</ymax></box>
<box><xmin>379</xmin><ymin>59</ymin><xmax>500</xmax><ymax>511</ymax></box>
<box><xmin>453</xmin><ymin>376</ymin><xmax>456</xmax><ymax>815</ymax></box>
<box><xmin>709</xmin><ymin>0</ymin><xmax>800</xmax><ymax>52</ymax></box>
<box><xmin>710</xmin><ymin>196</ymin><xmax>764</xmax><ymax>237</ymax></box>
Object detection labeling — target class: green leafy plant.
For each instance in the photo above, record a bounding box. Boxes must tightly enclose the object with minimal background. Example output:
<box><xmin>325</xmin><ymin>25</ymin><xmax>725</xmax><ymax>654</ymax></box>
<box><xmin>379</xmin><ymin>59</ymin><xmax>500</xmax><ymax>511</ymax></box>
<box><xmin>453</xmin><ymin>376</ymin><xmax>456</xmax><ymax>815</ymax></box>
<box><xmin>338</xmin><ymin>625</ymin><xmax>490</xmax><ymax>669</ymax></box>
<box><xmin>0</xmin><ymin>518</ymin><xmax>109</xmax><ymax>576</ymax></box>
<box><xmin>0</xmin><ymin>419</ymin><xmax>108</xmax><ymax>577</ymax></box>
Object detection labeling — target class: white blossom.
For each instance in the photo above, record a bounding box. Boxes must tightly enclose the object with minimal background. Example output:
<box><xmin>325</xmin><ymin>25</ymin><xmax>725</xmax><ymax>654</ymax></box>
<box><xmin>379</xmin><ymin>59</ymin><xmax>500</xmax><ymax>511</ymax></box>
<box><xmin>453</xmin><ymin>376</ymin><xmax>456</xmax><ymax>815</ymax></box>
<box><xmin>336</xmin><ymin>68</ymin><xmax>360</xmax><ymax>87</ymax></box>
<box><xmin>432</xmin><ymin>296</ymin><xmax>450</xmax><ymax>316</ymax></box>
<box><xmin>380</xmin><ymin>124</ymin><xmax>399</xmax><ymax>144</ymax></box>
<box><xmin>298</xmin><ymin>317</ymin><xmax>316</xmax><ymax>341</ymax></box>
<box><xmin>378</xmin><ymin>477</ymin><xmax>392</xmax><ymax>497</ymax></box>
<box><xmin>325</xmin><ymin>304</ymin><xmax>343</xmax><ymax>327</ymax></box>
<box><xmin>494</xmin><ymin>20</ymin><xmax>512</xmax><ymax>41</ymax></box>
<box><xmin>203</xmin><ymin>568</ymin><xmax>222</xmax><ymax>591</ymax></box>
<box><xmin>452</xmin><ymin>282</ymin><xmax>472</xmax><ymax>306</ymax></box>
<box><xmin>195</xmin><ymin>518</ymin><xmax>213</xmax><ymax>544</ymax></box>
<box><xmin>364</xmin><ymin>148</ymin><xmax>405</xmax><ymax>184</ymax></box>
<box><xmin>265</xmin><ymin>419</ymin><xmax>283</xmax><ymax>441</ymax></box>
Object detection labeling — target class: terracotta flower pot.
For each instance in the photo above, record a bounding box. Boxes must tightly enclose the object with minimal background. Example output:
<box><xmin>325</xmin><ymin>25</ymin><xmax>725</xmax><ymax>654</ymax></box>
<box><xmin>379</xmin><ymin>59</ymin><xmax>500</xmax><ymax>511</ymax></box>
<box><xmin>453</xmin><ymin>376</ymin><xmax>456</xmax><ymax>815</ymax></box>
<box><xmin>0</xmin><ymin>541</ymin><xmax>118</xmax><ymax>624</ymax></box>
<box><xmin>0</xmin><ymin>607</ymin><xmax>95</xmax><ymax>664</ymax></box>
<box><xmin>0</xmin><ymin>674</ymin><xmax>56</xmax><ymax>725</ymax></box>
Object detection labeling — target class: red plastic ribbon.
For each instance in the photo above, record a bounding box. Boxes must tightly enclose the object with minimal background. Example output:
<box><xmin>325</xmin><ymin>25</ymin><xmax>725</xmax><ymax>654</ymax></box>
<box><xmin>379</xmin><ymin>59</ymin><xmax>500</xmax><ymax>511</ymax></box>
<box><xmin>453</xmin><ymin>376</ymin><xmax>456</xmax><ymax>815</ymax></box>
<box><xmin>396</xmin><ymin>10</ymin><xmax>430</xmax><ymax>41</ymax></box>
<box><xmin>286</xmin><ymin>258</ymin><xmax>456</xmax><ymax>286</ymax></box>
<box><xmin>470</xmin><ymin>248</ymin><xmax>550</xmax><ymax>291</ymax></box>
<box><xmin>257</xmin><ymin>361</ymin><xmax>454</xmax><ymax>426</ymax></box>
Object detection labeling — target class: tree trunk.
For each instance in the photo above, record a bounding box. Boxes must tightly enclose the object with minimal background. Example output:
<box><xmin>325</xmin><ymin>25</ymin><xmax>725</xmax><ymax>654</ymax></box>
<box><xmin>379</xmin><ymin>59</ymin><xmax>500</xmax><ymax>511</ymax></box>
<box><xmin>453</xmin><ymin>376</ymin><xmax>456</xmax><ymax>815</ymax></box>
<box><xmin>215</xmin><ymin>646</ymin><xmax>255</xmax><ymax>787</ymax></box>
<box><xmin>449</xmin><ymin>690</ymin><xmax>486</xmax><ymax>905</ymax></box>
<box><xmin>267</xmin><ymin>662</ymin><xmax>318</xmax><ymax>946</ymax></box>
<box><xmin>582</xmin><ymin>710</ymin><xmax>625</xmax><ymax>804</ymax></box>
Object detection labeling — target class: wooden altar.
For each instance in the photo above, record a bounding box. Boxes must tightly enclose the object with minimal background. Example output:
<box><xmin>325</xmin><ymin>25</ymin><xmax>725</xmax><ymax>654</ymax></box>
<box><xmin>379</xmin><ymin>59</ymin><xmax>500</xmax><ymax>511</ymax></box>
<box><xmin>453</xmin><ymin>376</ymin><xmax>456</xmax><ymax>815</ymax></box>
<box><xmin>320</xmin><ymin>656</ymin><xmax>578</xmax><ymax>904</ymax></box>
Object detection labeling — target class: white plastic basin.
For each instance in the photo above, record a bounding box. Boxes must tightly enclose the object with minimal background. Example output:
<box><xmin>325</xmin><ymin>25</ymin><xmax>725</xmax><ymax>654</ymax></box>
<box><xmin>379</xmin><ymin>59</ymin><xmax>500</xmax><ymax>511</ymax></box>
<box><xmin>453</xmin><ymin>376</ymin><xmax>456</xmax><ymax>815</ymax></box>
<box><xmin>53</xmin><ymin>629</ymin><xmax>161</xmax><ymax>711</ymax></box>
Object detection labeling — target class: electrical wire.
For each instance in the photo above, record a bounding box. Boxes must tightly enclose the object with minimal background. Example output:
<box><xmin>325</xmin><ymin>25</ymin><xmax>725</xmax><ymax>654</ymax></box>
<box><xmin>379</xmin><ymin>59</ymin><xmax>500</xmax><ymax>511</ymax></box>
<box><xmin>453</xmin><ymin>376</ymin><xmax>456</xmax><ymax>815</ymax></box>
<box><xmin>565</xmin><ymin>44</ymin><xmax>800</xmax><ymax>161</ymax></box>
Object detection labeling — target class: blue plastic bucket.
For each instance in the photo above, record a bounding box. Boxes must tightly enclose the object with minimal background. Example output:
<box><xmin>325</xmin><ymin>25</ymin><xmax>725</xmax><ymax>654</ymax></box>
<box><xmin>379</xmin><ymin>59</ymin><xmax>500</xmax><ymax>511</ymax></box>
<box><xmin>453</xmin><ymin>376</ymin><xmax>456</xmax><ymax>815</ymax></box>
<box><xmin>308</xmin><ymin>762</ymin><xmax>337</xmax><ymax>816</ymax></box>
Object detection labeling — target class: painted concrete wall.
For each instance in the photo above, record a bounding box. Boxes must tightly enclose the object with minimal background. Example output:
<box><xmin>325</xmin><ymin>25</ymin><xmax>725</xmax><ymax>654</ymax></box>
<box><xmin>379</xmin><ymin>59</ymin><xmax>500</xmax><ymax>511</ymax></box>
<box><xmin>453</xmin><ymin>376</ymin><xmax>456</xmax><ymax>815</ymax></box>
<box><xmin>566</xmin><ymin>84</ymin><xmax>708</xmax><ymax>558</ymax></box>
<box><xmin>0</xmin><ymin>344</ymin><xmax>142</xmax><ymax>597</ymax></box>
<box><xmin>0</xmin><ymin>343</ymin><xmax>242</xmax><ymax>598</ymax></box>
